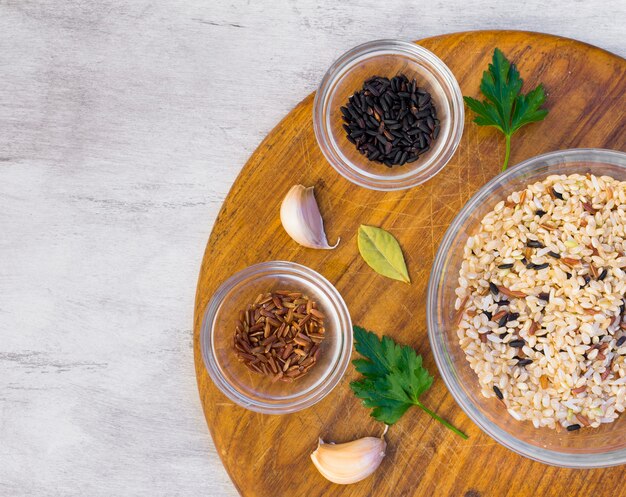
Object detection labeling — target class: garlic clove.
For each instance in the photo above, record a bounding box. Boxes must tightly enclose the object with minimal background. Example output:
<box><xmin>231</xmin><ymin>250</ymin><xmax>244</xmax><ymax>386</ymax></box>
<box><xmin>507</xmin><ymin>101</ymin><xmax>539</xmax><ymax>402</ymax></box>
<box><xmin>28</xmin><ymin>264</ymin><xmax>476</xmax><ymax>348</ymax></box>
<box><xmin>310</xmin><ymin>428</ymin><xmax>387</xmax><ymax>484</ymax></box>
<box><xmin>280</xmin><ymin>185</ymin><xmax>339</xmax><ymax>250</ymax></box>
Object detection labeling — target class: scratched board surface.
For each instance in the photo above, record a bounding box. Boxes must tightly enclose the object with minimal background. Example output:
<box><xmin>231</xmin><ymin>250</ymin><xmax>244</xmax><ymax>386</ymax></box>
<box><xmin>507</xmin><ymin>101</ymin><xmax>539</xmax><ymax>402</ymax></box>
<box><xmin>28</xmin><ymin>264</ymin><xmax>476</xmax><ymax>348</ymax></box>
<box><xmin>194</xmin><ymin>31</ymin><xmax>626</xmax><ymax>497</ymax></box>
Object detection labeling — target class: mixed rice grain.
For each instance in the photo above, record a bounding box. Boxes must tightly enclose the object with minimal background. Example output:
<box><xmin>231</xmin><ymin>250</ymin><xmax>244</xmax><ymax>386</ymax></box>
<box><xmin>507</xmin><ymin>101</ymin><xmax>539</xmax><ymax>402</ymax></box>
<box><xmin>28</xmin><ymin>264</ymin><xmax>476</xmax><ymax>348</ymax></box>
<box><xmin>455</xmin><ymin>173</ymin><xmax>626</xmax><ymax>430</ymax></box>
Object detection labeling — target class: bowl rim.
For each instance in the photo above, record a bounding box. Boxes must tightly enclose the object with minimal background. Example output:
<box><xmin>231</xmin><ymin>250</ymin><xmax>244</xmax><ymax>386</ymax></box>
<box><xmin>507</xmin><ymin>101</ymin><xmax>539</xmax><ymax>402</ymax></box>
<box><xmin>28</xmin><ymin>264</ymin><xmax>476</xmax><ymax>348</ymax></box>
<box><xmin>200</xmin><ymin>260</ymin><xmax>353</xmax><ymax>414</ymax></box>
<box><xmin>313</xmin><ymin>39</ymin><xmax>464</xmax><ymax>191</ymax></box>
<box><xmin>426</xmin><ymin>148</ymin><xmax>626</xmax><ymax>468</ymax></box>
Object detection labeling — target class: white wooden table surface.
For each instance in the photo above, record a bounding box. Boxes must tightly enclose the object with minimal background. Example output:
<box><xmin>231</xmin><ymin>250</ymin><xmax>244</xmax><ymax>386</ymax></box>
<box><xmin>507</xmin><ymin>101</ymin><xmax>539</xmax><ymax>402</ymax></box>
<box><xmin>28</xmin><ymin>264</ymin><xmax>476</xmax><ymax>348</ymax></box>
<box><xmin>1</xmin><ymin>1</ymin><xmax>624</xmax><ymax>495</ymax></box>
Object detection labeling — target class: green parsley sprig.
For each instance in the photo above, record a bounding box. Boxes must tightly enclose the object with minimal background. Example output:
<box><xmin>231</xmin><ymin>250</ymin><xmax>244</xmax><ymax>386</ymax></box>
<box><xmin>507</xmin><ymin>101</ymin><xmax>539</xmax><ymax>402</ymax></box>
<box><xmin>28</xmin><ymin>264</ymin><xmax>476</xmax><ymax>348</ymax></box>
<box><xmin>464</xmin><ymin>48</ymin><xmax>549</xmax><ymax>171</ymax></box>
<box><xmin>350</xmin><ymin>326</ymin><xmax>468</xmax><ymax>439</ymax></box>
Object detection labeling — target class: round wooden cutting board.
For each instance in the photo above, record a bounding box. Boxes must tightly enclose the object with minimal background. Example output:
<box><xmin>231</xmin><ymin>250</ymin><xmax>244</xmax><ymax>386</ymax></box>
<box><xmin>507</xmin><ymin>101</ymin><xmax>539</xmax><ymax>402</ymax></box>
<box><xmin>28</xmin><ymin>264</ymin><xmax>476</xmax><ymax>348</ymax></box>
<box><xmin>195</xmin><ymin>31</ymin><xmax>626</xmax><ymax>497</ymax></box>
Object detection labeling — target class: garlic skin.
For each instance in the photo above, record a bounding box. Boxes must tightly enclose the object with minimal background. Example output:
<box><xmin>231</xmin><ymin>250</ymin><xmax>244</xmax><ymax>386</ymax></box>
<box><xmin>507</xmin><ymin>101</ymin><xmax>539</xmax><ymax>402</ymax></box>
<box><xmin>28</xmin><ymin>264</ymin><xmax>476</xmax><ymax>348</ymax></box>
<box><xmin>310</xmin><ymin>430</ymin><xmax>387</xmax><ymax>484</ymax></box>
<box><xmin>280</xmin><ymin>185</ymin><xmax>339</xmax><ymax>249</ymax></box>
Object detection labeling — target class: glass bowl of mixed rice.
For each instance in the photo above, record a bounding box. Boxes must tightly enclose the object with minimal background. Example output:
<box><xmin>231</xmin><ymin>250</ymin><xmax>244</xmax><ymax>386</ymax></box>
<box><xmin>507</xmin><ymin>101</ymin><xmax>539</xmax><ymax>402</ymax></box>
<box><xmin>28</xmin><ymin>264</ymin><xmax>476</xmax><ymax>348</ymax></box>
<box><xmin>427</xmin><ymin>148</ymin><xmax>626</xmax><ymax>467</ymax></box>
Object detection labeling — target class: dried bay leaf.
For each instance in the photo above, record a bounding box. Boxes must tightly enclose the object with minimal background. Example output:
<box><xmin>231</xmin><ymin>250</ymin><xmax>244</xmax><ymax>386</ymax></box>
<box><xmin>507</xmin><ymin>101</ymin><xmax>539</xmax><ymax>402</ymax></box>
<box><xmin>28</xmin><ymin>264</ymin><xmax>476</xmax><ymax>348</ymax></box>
<box><xmin>357</xmin><ymin>225</ymin><xmax>410</xmax><ymax>283</ymax></box>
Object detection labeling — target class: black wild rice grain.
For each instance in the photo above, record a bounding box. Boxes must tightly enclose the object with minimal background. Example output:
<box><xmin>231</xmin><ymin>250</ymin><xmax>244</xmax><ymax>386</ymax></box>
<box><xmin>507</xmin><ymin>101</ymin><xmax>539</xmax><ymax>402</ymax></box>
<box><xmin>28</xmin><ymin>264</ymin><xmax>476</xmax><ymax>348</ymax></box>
<box><xmin>498</xmin><ymin>263</ymin><xmax>514</xmax><ymax>269</ymax></box>
<box><xmin>617</xmin><ymin>336</ymin><xmax>626</xmax><ymax>347</ymax></box>
<box><xmin>489</xmin><ymin>282</ymin><xmax>499</xmax><ymax>296</ymax></box>
<box><xmin>498</xmin><ymin>314</ymin><xmax>509</xmax><ymax>327</ymax></box>
<box><xmin>517</xmin><ymin>358</ymin><xmax>533</xmax><ymax>367</ymax></box>
<box><xmin>509</xmin><ymin>339</ymin><xmax>526</xmax><ymax>348</ymax></box>
<box><xmin>508</xmin><ymin>312</ymin><xmax>520</xmax><ymax>321</ymax></box>
<box><xmin>547</xmin><ymin>251</ymin><xmax>561</xmax><ymax>259</ymax></box>
<box><xmin>340</xmin><ymin>74</ymin><xmax>439</xmax><ymax>167</ymax></box>
<box><xmin>566</xmin><ymin>424</ymin><xmax>581</xmax><ymax>431</ymax></box>
<box><xmin>526</xmin><ymin>240</ymin><xmax>545</xmax><ymax>248</ymax></box>
<box><xmin>493</xmin><ymin>385</ymin><xmax>504</xmax><ymax>400</ymax></box>
<box><xmin>538</xmin><ymin>292</ymin><xmax>550</xmax><ymax>301</ymax></box>
<box><xmin>598</xmin><ymin>268</ymin><xmax>608</xmax><ymax>281</ymax></box>
<box><xmin>532</xmin><ymin>263</ymin><xmax>550</xmax><ymax>270</ymax></box>
<box><xmin>535</xmin><ymin>209</ymin><xmax>547</xmax><ymax>217</ymax></box>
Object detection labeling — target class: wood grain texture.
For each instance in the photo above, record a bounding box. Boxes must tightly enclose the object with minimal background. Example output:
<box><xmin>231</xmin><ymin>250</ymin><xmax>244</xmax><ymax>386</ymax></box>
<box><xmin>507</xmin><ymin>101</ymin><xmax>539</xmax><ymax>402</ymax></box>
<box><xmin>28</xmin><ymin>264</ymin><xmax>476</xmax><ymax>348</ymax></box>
<box><xmin>194</xmin><ymin>31</ymin><xmax>626</xmax><ymax>497</ymax></box>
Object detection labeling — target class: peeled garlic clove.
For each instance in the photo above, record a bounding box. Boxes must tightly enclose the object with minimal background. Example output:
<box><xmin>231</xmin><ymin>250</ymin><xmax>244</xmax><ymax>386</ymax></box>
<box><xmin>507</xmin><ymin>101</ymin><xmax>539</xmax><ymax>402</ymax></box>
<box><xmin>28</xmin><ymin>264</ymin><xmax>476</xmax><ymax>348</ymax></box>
<box><xmin>280</xmin><ymin>185</ymin><xmax>339</xmax><ymax>249</ymax></box>
<box><xmin>310</xmin><ymin>428</ymin><xmax>387</xmax><ymax>484</ymax></box>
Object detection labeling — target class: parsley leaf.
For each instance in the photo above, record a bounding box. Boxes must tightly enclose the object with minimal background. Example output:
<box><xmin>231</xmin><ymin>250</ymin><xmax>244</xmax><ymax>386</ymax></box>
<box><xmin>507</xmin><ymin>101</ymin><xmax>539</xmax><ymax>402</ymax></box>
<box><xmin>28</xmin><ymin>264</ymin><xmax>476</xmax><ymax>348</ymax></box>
<box><xmin>350</xmin><ymin>326</ymin><xmax>468</xmax><ymax>439</ymax></box>
<box><xmin>463</xmin><ymin>48</ymin><xmax>549</xmax><ymax>171</ymax></box>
